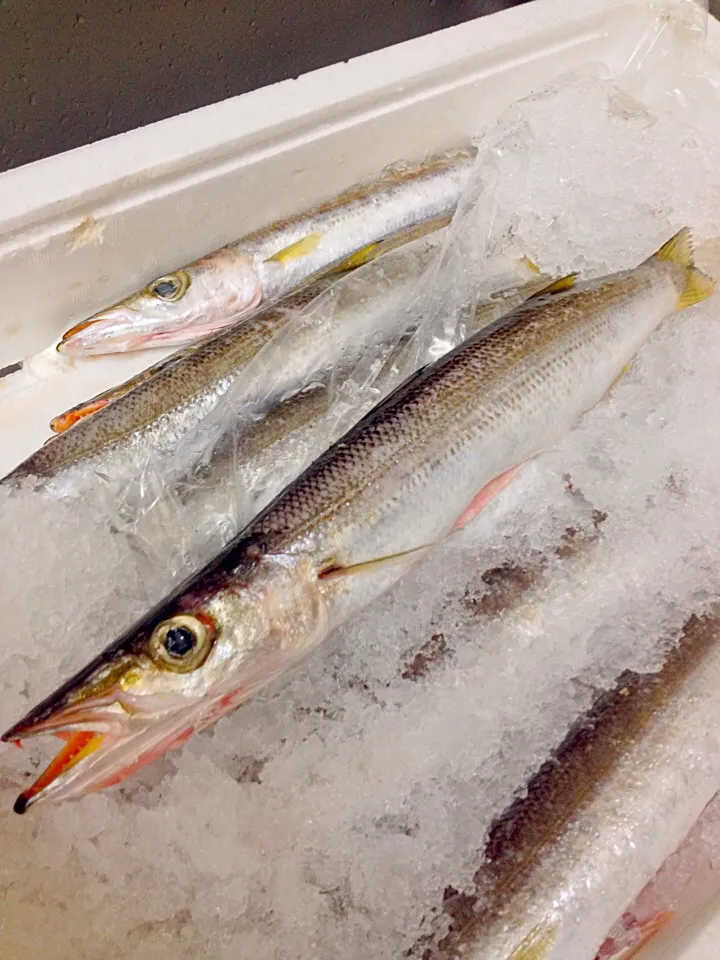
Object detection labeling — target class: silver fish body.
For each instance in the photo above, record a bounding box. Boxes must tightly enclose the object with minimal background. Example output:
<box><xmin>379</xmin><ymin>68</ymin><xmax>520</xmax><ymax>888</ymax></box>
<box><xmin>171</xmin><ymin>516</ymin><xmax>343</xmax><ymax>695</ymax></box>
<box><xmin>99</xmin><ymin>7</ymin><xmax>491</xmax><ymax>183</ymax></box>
<box><xmin>58</xmin><ymin>149</ymin><xmax>477</xmax><ymax>355</ymax></box>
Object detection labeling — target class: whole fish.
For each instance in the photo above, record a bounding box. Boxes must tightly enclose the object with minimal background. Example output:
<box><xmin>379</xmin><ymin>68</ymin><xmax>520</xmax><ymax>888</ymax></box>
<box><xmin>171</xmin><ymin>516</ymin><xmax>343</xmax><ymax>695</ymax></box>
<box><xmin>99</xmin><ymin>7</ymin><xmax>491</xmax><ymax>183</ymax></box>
<box><xmin>3</xmin><ymin>231</ymin><xmax>538</xmax><ymax>494</ymax></box>
<box><xmin>407</xmin><ymin>610</ymin><xmax>720</xmax><ymax>960</ymax></box>
<box><xmin>2</xmin><ymin>229</ymin><xmax>712</xmax><ymax>812</ymax></box>
<box><xmin>57</xmin><ymin>149</ymin><xmax>477</xmax><ymax>355</ymax></box>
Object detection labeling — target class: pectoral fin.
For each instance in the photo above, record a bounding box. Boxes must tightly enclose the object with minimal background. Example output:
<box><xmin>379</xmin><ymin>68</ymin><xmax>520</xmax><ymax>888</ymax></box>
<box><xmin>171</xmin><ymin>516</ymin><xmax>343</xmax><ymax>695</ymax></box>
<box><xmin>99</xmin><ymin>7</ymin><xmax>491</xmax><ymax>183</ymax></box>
<box><xmin>454</xmin><ymin>465</ymin><xmax>522</xmax><ymax>531</ymax></box>
<box><xmin>319</xmin><ymin>542</ymin><xmax>436</xmax><ymax>580</ymax></box>
<box><xmin>266</xmin><ymin>232</ymin><xmax>323</xmax><ymax>265</ymax></box>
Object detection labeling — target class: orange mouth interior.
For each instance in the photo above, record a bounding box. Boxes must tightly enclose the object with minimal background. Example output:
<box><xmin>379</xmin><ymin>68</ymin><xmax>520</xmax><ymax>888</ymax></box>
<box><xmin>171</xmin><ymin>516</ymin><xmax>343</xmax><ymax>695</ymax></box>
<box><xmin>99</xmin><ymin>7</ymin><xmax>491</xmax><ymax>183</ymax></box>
<box><xmin>11</xmin><ymin>716</ymin><xmax>205</xmax><ymax>812</ymax></box>
<box><xmin>59</xmin><ymin>318</ymin><xmax>97</xmax><ymax>343</ymax></box>
<box><xmin>14</xmin><ymin>730</ymin><xmax>105</xmax><ymax>814</ymax></box>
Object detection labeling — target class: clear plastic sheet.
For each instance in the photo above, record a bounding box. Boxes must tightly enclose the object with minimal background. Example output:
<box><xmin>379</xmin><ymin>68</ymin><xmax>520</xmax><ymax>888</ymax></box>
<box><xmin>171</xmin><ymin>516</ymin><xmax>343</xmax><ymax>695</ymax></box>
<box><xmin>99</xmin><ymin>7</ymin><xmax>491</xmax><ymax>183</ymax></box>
<box><xmin>3</xmin><ymin>2</ymin><xmax>720</xmax><ymax>959</ymax></box>
<box><xmin>89</xmin><ymin>227</ymin><xmax>540</xmax><ymax>584</ymax></box>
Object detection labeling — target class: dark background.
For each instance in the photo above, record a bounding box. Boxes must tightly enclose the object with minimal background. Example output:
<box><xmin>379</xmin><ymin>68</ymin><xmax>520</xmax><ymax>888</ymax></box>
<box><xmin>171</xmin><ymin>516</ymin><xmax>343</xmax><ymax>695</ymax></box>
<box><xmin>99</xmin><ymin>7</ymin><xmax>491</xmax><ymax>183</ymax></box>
<box><xmin>3</xmin><ymin>0</ymin><xmax>719</xmax><ymax>174</ymax></box>
<box><xmin>1</xmin><ymin>0</ymin><xmax>529</xmax><ymax>174</ymax></box>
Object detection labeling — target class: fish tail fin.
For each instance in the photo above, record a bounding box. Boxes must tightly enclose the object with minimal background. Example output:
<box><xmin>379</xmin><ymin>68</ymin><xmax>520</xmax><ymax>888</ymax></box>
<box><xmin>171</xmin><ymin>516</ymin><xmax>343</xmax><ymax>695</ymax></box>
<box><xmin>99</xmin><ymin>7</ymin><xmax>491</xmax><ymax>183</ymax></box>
<box><xmin>653</xmin><ymin>227</ymin><xmax>695</xmax><ymax>268</ymax></box>
<box><xmin>650</xmin><ymin>227</ymin><xmax>715</xmax><ymax>309</ymax></box>
<box><xmin>507</xmin><ymin>921</ymin><xmax>558</xmax><ymax>960</ymax></box>
<box><xmin>676</xmin><ymin>270</ymin><xmax>716</xmax><ymax>310</ymax></box>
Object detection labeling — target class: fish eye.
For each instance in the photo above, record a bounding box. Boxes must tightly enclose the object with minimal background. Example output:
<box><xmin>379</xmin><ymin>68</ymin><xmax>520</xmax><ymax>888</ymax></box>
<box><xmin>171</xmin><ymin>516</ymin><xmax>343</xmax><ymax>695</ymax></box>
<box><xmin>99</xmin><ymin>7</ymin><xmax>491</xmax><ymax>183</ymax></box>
<box><xmin>149</xmin><ymin>271</ymin><xmax>190</xmax><ymax>302</ymax></box>
<box><xmin>149</xmin><ymin>614</ymin><xmax>215</xmax><ymax>672</ymax></box>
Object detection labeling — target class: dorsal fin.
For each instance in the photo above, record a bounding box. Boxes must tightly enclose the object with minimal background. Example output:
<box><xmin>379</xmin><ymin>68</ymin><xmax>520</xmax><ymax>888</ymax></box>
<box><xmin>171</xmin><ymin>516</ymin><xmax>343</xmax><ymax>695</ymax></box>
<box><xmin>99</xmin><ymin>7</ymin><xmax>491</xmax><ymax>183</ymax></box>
<box><xmin>529</xmin><ymin>274</ymin><xmax>578</xmax><ymax>298</ymax></box>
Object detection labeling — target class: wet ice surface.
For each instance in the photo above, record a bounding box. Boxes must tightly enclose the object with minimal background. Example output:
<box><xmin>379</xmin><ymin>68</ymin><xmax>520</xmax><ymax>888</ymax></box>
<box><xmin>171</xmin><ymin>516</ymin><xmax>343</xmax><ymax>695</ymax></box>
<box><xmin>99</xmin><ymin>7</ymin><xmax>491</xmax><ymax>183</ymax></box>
<box><xmin>4</xmin><ymin>10</ymin><xmax>720</xmax><ymax>960</ymax></box>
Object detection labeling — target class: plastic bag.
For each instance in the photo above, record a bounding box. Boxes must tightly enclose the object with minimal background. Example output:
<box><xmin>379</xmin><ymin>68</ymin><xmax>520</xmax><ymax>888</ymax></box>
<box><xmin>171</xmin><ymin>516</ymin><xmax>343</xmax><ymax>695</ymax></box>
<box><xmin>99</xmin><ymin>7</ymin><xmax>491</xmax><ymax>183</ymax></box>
<box><xmin>96</xmin><ymin>221</ymin><xmax>541</xmax><ymax>581</ymax></box>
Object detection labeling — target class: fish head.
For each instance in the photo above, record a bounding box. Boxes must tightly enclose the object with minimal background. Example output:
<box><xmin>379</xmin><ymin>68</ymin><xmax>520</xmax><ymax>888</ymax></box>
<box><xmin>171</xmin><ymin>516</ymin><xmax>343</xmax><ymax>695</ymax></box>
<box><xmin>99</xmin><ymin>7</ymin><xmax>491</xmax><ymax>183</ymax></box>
<box><xmin>57</xmin><ymin>248</ymin><xmax>263</xmax><ymax>355</ymax></box>
<box><xmin>2</xmin><ymin>552</ymin><xmax>324</xmax><ymax>811</ymax></box>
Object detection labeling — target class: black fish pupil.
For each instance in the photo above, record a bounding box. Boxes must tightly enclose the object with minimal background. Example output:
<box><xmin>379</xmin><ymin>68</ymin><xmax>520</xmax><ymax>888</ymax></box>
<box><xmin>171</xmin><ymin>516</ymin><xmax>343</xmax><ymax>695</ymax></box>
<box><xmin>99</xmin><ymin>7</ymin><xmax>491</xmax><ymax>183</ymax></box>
<box><xmin>164</xmin><ymin>625</ymin><xmax>196</xmax><ymax>658</ymax></box>
<box><xmin>154</xmin><ymin>280</ymin><xmax>177</xmax><ymax>298</ymax></box>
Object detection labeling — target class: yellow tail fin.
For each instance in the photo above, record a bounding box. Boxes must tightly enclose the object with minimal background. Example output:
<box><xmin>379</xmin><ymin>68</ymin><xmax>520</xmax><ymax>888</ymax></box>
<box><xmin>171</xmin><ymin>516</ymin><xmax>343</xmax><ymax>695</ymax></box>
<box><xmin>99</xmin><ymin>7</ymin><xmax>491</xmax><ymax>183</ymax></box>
<box><xmin>654</xmin><ymin>227</ymin><xmax>695</xmax><ymax>268</ymax></box>
<box><xmin>677</xmin><ymin>269</ymin><xmax>715</xmax><ymax>309</ymax></box>
<box><xmin>651</xmin><ymin>227</ymin><xmax>715</xmax><ymax>310</ymax></box>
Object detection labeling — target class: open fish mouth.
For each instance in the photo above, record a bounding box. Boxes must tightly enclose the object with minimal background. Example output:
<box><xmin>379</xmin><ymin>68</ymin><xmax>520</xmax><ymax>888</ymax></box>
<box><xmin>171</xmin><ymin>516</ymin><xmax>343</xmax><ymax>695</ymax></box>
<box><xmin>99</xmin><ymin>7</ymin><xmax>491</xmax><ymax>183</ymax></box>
<box><xmin>57</xmin><ymin>316</ymin><xmax>149</xmax><ymax>356</ymax></box>
<box><xmin>57</xmin><ymin>306</ymin><xmax>260</xmax><ymax>355</ymax></box>
<box><xmin>1</xmin><ymin>695</ymin><xmax>197</xmax><ymax>813</ymax></box>
<box><xmin>57</xmin><ymin>268</ymin><xmax>265</xmax><ymax>355</ymax></box>
<box><xmin>9</xmin><ymin>731</ymin><xmax>113</xmax><ymax>814</ymax></box>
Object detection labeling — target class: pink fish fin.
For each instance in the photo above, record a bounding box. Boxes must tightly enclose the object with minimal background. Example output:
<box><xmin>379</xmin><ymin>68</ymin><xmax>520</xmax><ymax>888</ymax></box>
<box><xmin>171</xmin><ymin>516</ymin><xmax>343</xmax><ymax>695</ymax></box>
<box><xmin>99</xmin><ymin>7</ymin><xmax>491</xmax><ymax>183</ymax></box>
<box><xmin>615</xmin><ymin>912</ymin><xmax>675</xmax><ymax>960</ymax></box>
<box><xmin>454</xmin><ymin>464</ymin><xmax>522</xmax><ymax>532</ymax></box>
<box><xmin>595</xmin><ymin>912</ymin><xmax>675</xmax><ymax>960</ymax></box>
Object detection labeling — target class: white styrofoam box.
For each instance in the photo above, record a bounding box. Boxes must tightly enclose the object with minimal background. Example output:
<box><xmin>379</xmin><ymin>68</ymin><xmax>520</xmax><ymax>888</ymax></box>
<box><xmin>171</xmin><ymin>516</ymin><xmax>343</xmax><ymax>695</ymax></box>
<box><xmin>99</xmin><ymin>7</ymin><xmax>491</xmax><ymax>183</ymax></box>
<box><xmin>0</xmin><ymin>1</ymin><xmax>719</xmax><ymax>956</ymax></box>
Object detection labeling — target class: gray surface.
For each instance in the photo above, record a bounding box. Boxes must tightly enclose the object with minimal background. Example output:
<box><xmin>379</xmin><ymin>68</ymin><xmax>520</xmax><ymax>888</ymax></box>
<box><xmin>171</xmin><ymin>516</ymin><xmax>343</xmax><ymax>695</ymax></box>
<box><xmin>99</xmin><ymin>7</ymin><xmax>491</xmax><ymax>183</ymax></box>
<box><xmin>0</xmin><ymin>0</ymin><xmax>527</xmax><ymax>174</ymax></box>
